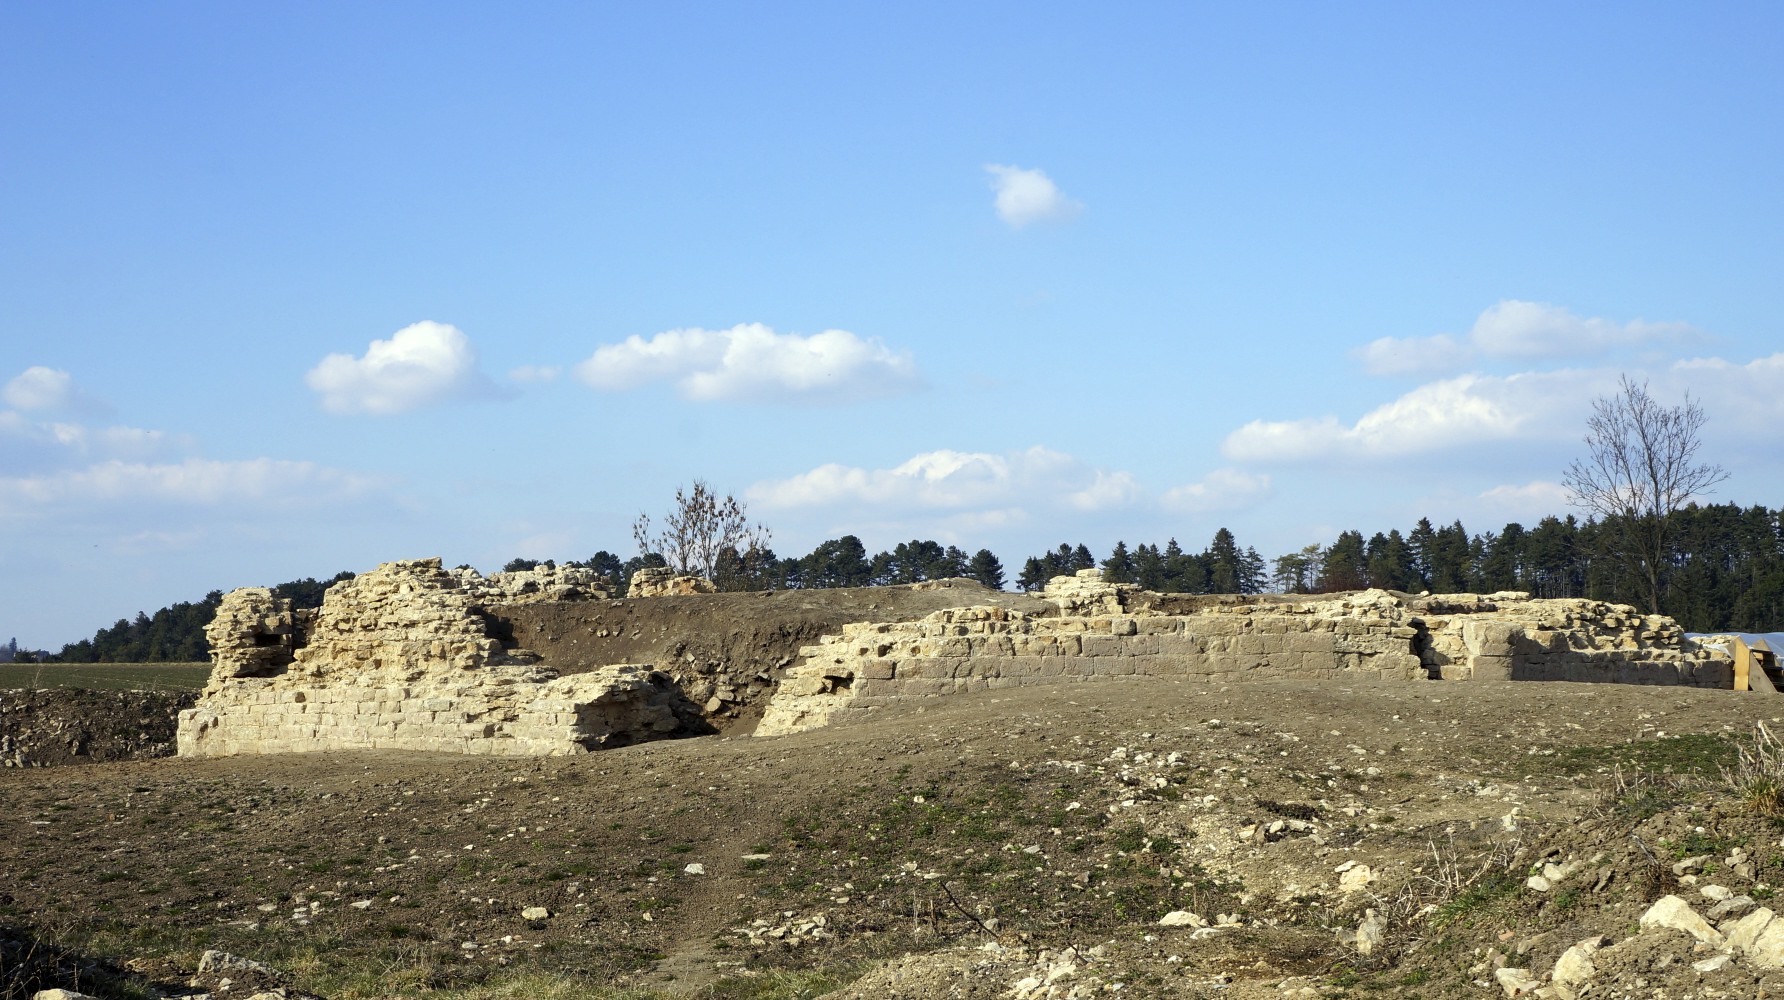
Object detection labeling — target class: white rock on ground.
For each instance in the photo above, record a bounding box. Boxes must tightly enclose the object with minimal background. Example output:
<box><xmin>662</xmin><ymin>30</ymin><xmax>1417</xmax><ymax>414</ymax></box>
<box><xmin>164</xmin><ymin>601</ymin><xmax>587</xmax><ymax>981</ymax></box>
<box><xmin>1639</xmin><ymin>895</ymin><xmax>1724</xmax><ymax>947</ymax></box>
<box><xmin>1551</xmin><ymin>935</ymin><xmax>1605</xmax><ymax>990</ymax></box>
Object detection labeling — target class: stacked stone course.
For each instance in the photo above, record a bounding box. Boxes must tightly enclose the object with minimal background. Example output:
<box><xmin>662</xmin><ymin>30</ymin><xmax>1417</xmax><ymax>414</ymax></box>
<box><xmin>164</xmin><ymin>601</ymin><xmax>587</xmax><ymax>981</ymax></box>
<box><xmin>177</xmin><ymin>558</ymin><xmax>692</xmax><ymax>757</ymax></box>
<box><xmin>756</xmin><ymin>570</ymin><xmax>1732</xmax><ymax>736</ymax></box>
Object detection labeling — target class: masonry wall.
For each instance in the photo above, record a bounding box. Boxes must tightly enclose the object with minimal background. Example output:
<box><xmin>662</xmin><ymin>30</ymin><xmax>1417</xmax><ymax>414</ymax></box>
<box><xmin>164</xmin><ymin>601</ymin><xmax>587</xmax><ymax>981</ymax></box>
<box><xmin>756</xmin><ymin>575</ymin><xmax>1734</xmax><ymax>736</ymax></box>
<box><xmin>177</xmin><ymin>558</ymin><xmax>698</xmax><ymax>758</ymax></box>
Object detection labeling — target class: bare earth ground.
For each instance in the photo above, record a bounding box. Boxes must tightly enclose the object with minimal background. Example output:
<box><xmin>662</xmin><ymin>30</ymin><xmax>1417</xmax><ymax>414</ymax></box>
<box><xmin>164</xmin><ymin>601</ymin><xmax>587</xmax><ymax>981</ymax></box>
<box><xmin>7</xmin><ymin>676</ymin><xmax>1784</xmax><ymax>1000</ymax></box>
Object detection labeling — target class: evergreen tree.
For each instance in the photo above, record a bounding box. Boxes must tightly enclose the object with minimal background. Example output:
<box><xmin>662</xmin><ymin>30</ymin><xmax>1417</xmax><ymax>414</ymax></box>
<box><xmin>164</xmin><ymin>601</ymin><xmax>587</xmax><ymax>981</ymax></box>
<box><xmin>1133</xmin><ymin>543</ymin><xmax>1166</xmax><ymax>591</ymax></box>
<box><xmin>801</xmin><ymin>536</ymin><xmax>875</xmax><ymax>588</ymax></box>
<box><xmin>1408</xmin><ymin>517</ymin><xmax>1438</xmax><ymax>590</ymax></box>
<box><xmin>1016</xmin><ymin>557</ymin><xmax>1050</xmax><ymax>592</ymax></box>
<box><xmin>1204</xmin><ymin>528</ymin><xmax>1244</xmax><ymax>594</ymax></box>
<box><xmin>968</xmin><ymin>549</ymin><xmax>1006</xmax><ymax>590</ymax></box>
<box><xmin>1101</xmin><ymin>541</ymin><xmax>1137</xmax><ymax>584</ymax></box>
<box><xmin>1317</xmin><ymin>530</ymin><xmax>1369</xmax><ymax>591</ymax></box>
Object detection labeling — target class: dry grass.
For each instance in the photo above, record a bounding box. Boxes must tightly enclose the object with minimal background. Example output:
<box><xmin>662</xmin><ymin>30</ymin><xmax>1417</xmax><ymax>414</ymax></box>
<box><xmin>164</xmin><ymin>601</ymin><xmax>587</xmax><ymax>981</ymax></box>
<box><xmin>1721</xmin><ymin>721</ymin><xmax>1784</xmax><ymax>817</ymax></box>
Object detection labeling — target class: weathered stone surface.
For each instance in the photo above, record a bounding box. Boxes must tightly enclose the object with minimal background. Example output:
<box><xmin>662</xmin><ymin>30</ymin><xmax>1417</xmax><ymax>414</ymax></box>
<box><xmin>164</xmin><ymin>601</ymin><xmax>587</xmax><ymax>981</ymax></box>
<box><xmin>1493</xmin><ymin>966</ymin><xmax>1539</xmax><ymax>996</ymax></box>
<box><xmin>756</xmin><ymin>573</ymin><xmax>1731</xmax><ymax>736</ymax></box>
<box><xmin>1551</xmin><ymin>935</ymin><xmax>1604</xmax><ymax>990</ymax></box>
<box><xmin>179</xmin><ymin>558</ymin><xmax>698</xmax><ymax>757</ymax></box>
<box><xmin>627</xmin><ymin>567</ymin><xmax>717</xmax><ymax>598</ymax></box>
<box><xmin>1639</xmin><ymin>895</ymin><xmax>1724</xmax><ymax>947</ymax></box>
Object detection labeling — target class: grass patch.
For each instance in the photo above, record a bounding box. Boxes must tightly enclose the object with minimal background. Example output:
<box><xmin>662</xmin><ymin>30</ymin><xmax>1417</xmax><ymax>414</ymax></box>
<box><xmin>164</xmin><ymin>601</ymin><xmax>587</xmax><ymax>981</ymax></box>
<box><xmin>0</xmin><ymin>663</ymin><xmax>210</xmax><ymax>692</ymax></box>
<box><xmin>1553</xmin><ymin>733</ymin><xmax>1735</xmax><ymax>778</ymax></box>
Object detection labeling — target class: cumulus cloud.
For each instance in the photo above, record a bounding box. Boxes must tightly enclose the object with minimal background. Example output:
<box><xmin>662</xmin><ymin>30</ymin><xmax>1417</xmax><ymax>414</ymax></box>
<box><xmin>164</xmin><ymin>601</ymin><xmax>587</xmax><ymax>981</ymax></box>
<box><xmin>573</xmin><ymin>323</ymin><xmax>919</xmax><ymax>404</ymax></box>
<box><xmin>0</xmin><ymin>458</ymin><xmax>378</xmax><ymax>517</ymax></box>
<box><xmin>1223</xmin><ymin>370</ymin><xmax>1616</xmax><ymax>464</ymax></box>
<box><xmin>1353</xmin><ymin>301</ymin><xmax>1701</xmax><ymax>376</ymax></box>
<box><xmin>985</xmin><ymin>164</ymin><xmax>1082</xmax><ymax>228</ymax></box>
<box><xmin>1671</xmin><ymin>352</ymin><xmax>1784</xmax><ymax>424</ymax></box>
<box><xmin>1161</xmin><ymin>468</ymin><xmax>1273</xmax><ymax>513</ymax></box>
<box><xmin>750</xmin><ymin>447</ymin><xmax>1139</xmax><ymax>514</ymax></box>
<box><xmin>2</xmin><ymin>366</ymin><xmax>110</xmax><ymax>416</ymax></box>
<box><xmin>306</xmin><ymin>321</ymin><xmax>501</xmax><ymax>415</ymax></box>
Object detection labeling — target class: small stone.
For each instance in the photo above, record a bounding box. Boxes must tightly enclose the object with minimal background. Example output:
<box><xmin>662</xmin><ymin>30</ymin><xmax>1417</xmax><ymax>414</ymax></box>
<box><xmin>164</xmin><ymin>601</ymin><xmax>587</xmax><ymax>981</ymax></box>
<box><xmin>32</xmin><ymin>992</ymin><xmax>101</xmax><ymax>1000</ymax></box>
<box><xmin>1338</xmin><ymin>865</ymin><xmax>1376</xmax><ymax>894</ymax></box>
<box><xmin>1526</xmin><ymin>875</ymin><xmax>1552</xmax><ymax>893</ymax></box>
<box><xmin>1354</xmin><ymin>909</ymin><xmax>1387</xmax><ymax>956</ymax></box>
<box><xmin>1708</xmin><ymin>895</ymin><xmax>1758</xmax><ymax>921</ymax></box>
<box><xmin>1158</xmin><ymin>910</ymin><xmax>1204</xmax><ymax>927</ymax></box>
<box><xmin>1693</xmin><ymin>954</ymin><xmax>1733</xmax><ymax>973</ymax></box>
<box><xmin>684</xmin><ymin>863</ymin><xmax>706</xmax><ymax>875</ymax></box>
<box><xmin>1552</xmin><ymin>936</ymin><xmax>1605</xmax><ymax>990</ymax></box>
<box><xmin>350</xmin><ymin>900</ymin><xmax>373</xmax><ymax>909</ymax></box>
<box><xmin>1494</xmin><ymin>966</ymin><xmax>1540</xmax><ymax>996</ymax></box>
<box><xmin>521</xmin><ymin>906</ymin><xmax>550</xmax><ymax>921</ymax></box>
<box><xmin>1639</xmin><ymin>895</ymin><xmax>1724</xmax><ymax>947</ymax></box>
<box><xmin>1701</xmin><ymin>884</ymin><xmax>1734</xmax><ymax>902</ymax></box>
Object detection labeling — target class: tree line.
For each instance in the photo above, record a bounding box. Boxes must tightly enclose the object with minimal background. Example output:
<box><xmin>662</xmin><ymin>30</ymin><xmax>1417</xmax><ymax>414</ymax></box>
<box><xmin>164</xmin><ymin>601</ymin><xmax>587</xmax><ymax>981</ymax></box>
<box><xmin>45</xmin><ymin>572</ymin><xmax>355</xmax><ymax>663</ymax></box>
<box><xmin>1270</xmin><ymin>503</ymin><xmax>1784</xmax><ymax>633</ymax></box>
<box><xmin>37</xmin><ymin>503</ymin><xmax>1784</xmax><ymax>664</ymax></box>
<box><xmin>512</xmin><ymin>537</ymin><xmax>1010</xmax><ymax>594</ymax></box>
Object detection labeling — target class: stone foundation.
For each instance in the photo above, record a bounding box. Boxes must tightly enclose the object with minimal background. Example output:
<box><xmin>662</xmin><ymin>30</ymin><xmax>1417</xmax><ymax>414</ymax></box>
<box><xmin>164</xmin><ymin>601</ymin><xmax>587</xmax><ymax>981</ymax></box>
<box><xmin>756</xmin><ymin>571</ymin><xmax>1734</xmax><ymax>736</ymax></box>
<box><xmin>177</xmin><ymin>558</ymin><xmax>700</xmax><ymax>758</ymax></box>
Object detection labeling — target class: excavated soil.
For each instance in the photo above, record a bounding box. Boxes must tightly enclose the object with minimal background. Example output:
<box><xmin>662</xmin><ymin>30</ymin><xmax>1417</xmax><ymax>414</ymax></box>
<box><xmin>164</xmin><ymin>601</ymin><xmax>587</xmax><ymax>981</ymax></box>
<box><xmin>0</xmin><ymin>689</ymin><xmax>194</xmax><ymax>769</ymax></box>
<box><xmin>7</xmin><ymin>676</ymin><xmax>1784</xmax><ymax>999</ymax></box>
<box><xmin>492</xmin><ymin>581</ymin><xmax>1054</xmax><ymax>729</ymax></box>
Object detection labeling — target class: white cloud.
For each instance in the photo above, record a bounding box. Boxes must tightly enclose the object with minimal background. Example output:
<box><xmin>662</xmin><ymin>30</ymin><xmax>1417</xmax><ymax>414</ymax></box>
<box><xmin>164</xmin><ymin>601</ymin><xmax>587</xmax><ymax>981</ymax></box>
<box><xmin>1478</xmin><ymin>480</ymin><xmax>1571</xmax><ymax>513</ymax></box>
<box><xmin>1353</xmin><ymin>301</ymin><xmax>1701</xmax><ymax>376</ymax></box>
<box><xmin>1223</xmin><ymin>370</ymin><xmax>1616</xmax><ymax>463</ymax></box>
<box><xmin>573</xmin><ymin>323</ymin><xmax>919</xmax><ymax>404</ymax></box>
<box><xmin>1671</xmin><ymin>352</ymin><xmax>1784</xmax><ymax>424</ymax></box>
<box><xmin>2</xmin><ymin>366</ymin><xmax>110</xmax><ymax>416</ymax></box>
<box><xmin>3</xmin><ymin>367</ymin><xmax>75</xmax><ymax>410</ymax></box>
<box><xmin>1161</xmin><ymin>468</ymin><xmax>1273</xmax><ymax>513</ymax></box>
<box><xmin>1352</xmin><ymin>334</ymin><xmax>1467</xmax><ymax>377</ymax></box>
<box><xmin>750</xmin><ymin>446</ymin><xmax>1139</xmax><ymax>514</ymax></box>
<box><xmin>306</xmin><ymin>321</ymin><xmax>500</xmax><ymax>415</ymax></box>
<box><xmin>985</xmin><ymin>164</ymin><xmax>1082</xmax><ymax>228</ymax></box>
<box><xmin>0</xmin><ymin>458</ymin><xmax>378</xmax><ymax>517</ymax></box>
<box><xmin>508</xmin><ymin>364</ymin><xmax>560</xmax><ymax>383</ymax></box>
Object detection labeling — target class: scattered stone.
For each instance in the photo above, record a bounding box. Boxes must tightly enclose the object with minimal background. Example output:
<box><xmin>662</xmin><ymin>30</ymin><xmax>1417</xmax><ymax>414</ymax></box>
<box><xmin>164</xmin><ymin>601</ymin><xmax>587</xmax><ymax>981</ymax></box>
<box><xmin>1493</xmin><ymin>966</ymin><xmax>1540</xmax><ymax>996</ymax></box>
<box><xmin>1639</xmin><ymin>895</ymin><xmax>1724</xmax><ymax>947</ymax></box>
<box><xmin>1552</xmin><ymin>936</ymin><xmax>1605</xmax><ymax>991</ymax></box>
<box><xmin>1158</xmin><ymin>911</ymin><xmax>1205</xmax><ymax>927</ymax></box>
<box><xmin>684</xmin><ymin>863</ymin><xmax>706</xmax><ymax>875</ymax></box>
<box><xmin>521</xmin><ymin>906</ymin><xmax>550</xmax><ymax>921</ymax></box>
<box><xmin>1693</xmin><ymin>954</ymin><xmax>1733</xmax><ymax>973</ymax></box>
<box><xmin>1354</xmin><ymin>909</ymin><xmax>1387</xmax><ymax>956</ymax></box>
<box><xmin>197</xmin><ymin>950</ymin><xmax>276</xmax><ymax>977</ymax></box>
<box><xmin>1338</xmin><ymin>864</ymin><xmax>1376</xmax><ymax>894</ymax></box>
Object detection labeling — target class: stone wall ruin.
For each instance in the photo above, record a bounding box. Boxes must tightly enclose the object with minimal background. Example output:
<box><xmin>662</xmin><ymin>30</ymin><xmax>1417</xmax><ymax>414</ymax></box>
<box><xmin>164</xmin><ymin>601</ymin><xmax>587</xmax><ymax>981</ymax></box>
<box><xmin>178</xmin><ymin>558</ymin><xmax>700</xmax><ymax>757</ymax></box>
<box><xmin>755</xmin><ymin>570</ymin><xmax>1734</xmax><ymax>735</ymax></box>
<box><xmin>178</xmin><ymin>560</ymin><xmax>1739</xmax><ymax>755</ymax></box>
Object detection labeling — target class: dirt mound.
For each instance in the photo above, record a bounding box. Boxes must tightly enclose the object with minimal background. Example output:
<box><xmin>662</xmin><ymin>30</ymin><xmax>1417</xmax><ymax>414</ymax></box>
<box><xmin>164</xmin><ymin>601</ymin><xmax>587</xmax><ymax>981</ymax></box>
<box><xmin>493</xmin><ymin>580</ymin><xmax>1052</xmax><ymax>730</ymax></box>
<box><xmin>0</xmin><ymin>688</ymin><xmax>194</xmax><ymax>768</ymax></box>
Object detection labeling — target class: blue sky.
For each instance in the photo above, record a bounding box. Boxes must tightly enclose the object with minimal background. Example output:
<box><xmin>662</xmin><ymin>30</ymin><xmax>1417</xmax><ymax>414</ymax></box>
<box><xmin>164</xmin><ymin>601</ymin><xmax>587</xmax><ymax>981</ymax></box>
<box><xmin>4</xmin><ymin>3</ymin><xmax>1782</xmax><ymax>647</ymax></box>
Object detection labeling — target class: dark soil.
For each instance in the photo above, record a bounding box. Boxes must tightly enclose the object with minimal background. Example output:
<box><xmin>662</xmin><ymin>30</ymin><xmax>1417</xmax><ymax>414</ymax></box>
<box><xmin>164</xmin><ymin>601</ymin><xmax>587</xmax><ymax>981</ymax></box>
<box><xmin>6</xmin><ymin>676</ymin><xmax>1784</xmax><ymax>999</ymax></box>
<box><xmin>493</xmin><ymin>580</ymin><xmax>1053</xmax><ymax>729</ymax></box>
<box><xmin>0</xmin><ymin>689</ymin><xmax>194</xmax><ymax>768</ymax></box>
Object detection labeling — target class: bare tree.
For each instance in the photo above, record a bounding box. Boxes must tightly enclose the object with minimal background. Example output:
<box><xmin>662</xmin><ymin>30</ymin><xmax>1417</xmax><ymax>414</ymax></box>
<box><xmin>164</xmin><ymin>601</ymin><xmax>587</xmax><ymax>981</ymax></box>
<box><xmin>632</xmin><ymin>480</ymin><xmax>771</xmax><ymax>580</ymax></box>
<box><xmin>1563</xmin><ymin>375</ymin><xmax>1726</xmax><ymax>613</ymax></box>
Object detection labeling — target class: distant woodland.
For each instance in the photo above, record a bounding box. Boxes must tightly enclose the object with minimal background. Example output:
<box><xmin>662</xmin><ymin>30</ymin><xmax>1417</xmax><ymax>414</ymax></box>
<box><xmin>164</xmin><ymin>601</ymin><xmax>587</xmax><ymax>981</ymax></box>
<box><xmin>33</xmin><ymin>502</ymin><xmax>1784</xmax><ymax>663</ymax></box>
